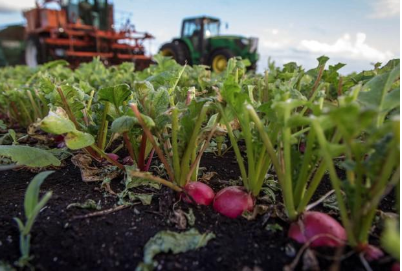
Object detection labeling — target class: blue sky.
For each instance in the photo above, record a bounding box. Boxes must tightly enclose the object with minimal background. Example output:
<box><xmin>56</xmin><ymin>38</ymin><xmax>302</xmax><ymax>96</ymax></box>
<box><xmin>0</xmin><ymin>0</ymin><xmax>399</xmax><ymax>73</ymax></box>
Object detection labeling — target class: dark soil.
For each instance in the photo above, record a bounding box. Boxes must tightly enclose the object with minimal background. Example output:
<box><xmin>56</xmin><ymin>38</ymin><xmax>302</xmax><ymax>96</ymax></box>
<box><xmin>0</xmin><ymin>151</ymin><xmax>397</xmax><ymax>271</ymax></box>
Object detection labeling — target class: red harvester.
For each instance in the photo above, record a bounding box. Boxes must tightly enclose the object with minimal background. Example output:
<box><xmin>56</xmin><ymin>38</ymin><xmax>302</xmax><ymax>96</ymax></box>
<box><xmin>23</xmin><ymin>0</ymin><xmax>154</xmax><ymax>69</ymax></box>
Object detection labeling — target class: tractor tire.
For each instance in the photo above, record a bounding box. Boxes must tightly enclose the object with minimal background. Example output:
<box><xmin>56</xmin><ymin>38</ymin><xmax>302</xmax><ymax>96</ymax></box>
<box><xmin>209</xmin><ymin>49</ymin><xmax>234</xmax><ymax>73</ymax></box>
<box><xmin>25</xmin><ymin>36</ymin><xmax>45</xmax><ymax>68</ymax></box>
<box><xmin>159</xmin><ymin>41</ymin><xmax>190</xmax><ymax>65</ymax></box>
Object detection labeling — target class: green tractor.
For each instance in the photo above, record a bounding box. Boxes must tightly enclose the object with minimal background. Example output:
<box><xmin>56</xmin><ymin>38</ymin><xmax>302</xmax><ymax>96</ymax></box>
<box><xmin>160</xmin><ymin>16</ymin><xmax>259</xmax><ymax>73</ymax></box>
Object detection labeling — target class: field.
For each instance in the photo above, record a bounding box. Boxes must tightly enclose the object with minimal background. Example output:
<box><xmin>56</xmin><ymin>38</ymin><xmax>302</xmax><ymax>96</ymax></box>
<box><xmin>0</xmin><ymin>56</ymin><xmax>400</xmax><ymax>271</ymax></box>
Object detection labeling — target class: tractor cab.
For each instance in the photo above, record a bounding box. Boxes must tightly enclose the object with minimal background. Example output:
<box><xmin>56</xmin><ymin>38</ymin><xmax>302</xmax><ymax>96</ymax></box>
<box><xmin>181</xmin><ymin>16</ymin><xmax>220</xmax><ymax>58</ymax></box>
<box><xmin>160</xmin><ymin>16</ymin><xmax>258</xmax><ymax>73</ymax></box>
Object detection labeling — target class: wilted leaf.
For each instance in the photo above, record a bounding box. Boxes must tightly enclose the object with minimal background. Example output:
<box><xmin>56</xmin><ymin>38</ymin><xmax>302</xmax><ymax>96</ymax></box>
<box><xmin>40</xmin><ymin>109</ymin><xmax>76</xmax><ymax>135</ymax></box>
<box><xmin>71</xmin><ymin>154</ymin><xmax>121</xmax><ymax>182</ymax></box>
<box><xmin>242</xmin><ymin>204</ymin><xmax>270</xmax><ymax>220</ymax></box>
<box><xmin>170</xmin><ymin>209</ymin><xmax>188</xmax><ymax>229</ymax></box>
<box><xmin>170</xmin><ymin>209</ymin><xmax>196</xmax><ymax>229</ymax></box>
<box><xmin>0</xmin><ymin>145</ymin><xmax>61</xmax><ymax>167</ymax></box>
<box><xmin>127</xmin><ymin>192</ymin><xmax>153</xmax><ymax>205</ymax></box>
<box><xmin>199</xmin><ymin>172</ymin><xmax>217</xmax><ymax>182</ymax></box>
<box><xmin>124</xmin><ymin>167</ymin><xmax>161</xmax><ymax>189</ymax></box>
<box><xmin>183</xmin><ymin>209</ymin><xmax>195</xmax><ymax>226</ymax></box>
<box><xmin>67</xmin><ymin>199</ymin><xmax>101</xmax><ymax>210</ymax></box>
<box><xmin>139</xmin><ymin>228</ymin><xmax>215</xmax><ymax>269</ymax></box>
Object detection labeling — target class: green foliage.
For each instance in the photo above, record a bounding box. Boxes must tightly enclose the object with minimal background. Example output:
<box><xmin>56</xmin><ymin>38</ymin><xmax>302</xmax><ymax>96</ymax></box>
<box><xmin>14</xmin><ymin>171</ymin><xmax>53</xmax><ymax>267</ymax></box>
<box><xmin>312</xmin><ymin>85</ymin><xmax>400</xmax><ymax>247</ymax></box>
<box><xmin>0</xmin><ymin>56</ymin><xmax>399</xmax><ymax>254</ymax></box>
<box><xmin>0</xmin><ymin>145</ymin><xmax>61</xmax><ymax>167</ymax></box>
<box><xmin>40</xmin><ymin>108</ymin><xmax>95</xmax><ymax>150</ymax></box>
<box><xmin>111</xmin><ymin>116</ymin><xmax>138</xmax><ymax>133</ymax></box>
<box><xmin>98</xmin><ymin>84</ymin><xmax>131</xmax><ymax>112</ymax></box>
<box><xmin>381</xmin><ymin>218</ymin><xmax>400</xmax><ymax>261</ymax></box>
<box><xmin>265</xmin><ymin>223</ymin><xmax>283</xmax><ymax>233</ymax></box>
<box><xmin>357</xmin><ymin>61</ymin><xmax>400</xmax><ymax>125</ymax></box>
<box><xmin>0</xmin><ymin>120</ymin><xmax>6</xmax><ymax>130</ymax></box>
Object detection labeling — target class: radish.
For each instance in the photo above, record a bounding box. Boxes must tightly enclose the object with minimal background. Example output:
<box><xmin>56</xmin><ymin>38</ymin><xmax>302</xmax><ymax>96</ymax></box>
<box><xmin>106</xmin><ymin>153</ymin><xmax>120</xmax><ymax>162</ymax></box>
<box><xmin>213</xmin><ymin>186</ymin><xmax>254</xmax><ymax>218</ymax></box>
<box><xmin>182</xmin><ymin>182</ymin><xmax>215</xmax><ymax>206</ymax></box>
<box><xmin>392</xmin><ymin>262</ymin><xmax>400</xmax><ymax>271</ymax></box>
<box><xmin>359</xmin><ymin>244</ymin><xmax>384</xmax><ymax>261</ymax></box>
<box><xmin>54</xmin><ymin>135</ymin><xmax>66</xmax><ymax>148</ymax></box>
<box><xmin>288</xmin><ymin>211</ymin><xmax>346</xmax><ymax>247</ymax></box>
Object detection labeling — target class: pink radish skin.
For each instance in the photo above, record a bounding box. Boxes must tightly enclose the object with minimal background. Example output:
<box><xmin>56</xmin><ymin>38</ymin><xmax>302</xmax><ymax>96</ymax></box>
<box><xmin>359</xmin><ymin>244</ymin><xmax>384</xmax><ymax>261</ymax></box>
<box><xmin>182</xmin><ymin>182</ymin><xmax>215</xmax><ymax>206</ymax></box>
<box><xmin>213</xmin><ymin>186</ymin><xmax>254</xmax><ymax>218</ymax></box>
<box><xmin>288</xmin><ymin>211</ymin><xmax>347</xmax><ymax>247</ymax></box>
<box><xmin>106</xmin><ymin>153</ymin><xmax>120</xmax><ymax>162</ymax></box>
<box><xmin>391</xmin><ymin>262</ymin><xmax>400</xmax><ymax>271</ymax></box>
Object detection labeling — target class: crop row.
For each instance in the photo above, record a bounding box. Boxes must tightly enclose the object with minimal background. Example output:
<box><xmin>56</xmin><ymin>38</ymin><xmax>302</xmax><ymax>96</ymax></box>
<box><xmin>0</xmin><ymin>55</ymin><xmax>400</xmax><ymax>268</ymax></box>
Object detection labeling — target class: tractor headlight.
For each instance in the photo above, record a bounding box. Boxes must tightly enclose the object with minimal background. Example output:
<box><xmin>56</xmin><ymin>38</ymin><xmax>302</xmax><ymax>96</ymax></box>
<box><xmin>249</xmin><ymin>37</ymin><xmax>258</xmax><ymax>53</ymax></box>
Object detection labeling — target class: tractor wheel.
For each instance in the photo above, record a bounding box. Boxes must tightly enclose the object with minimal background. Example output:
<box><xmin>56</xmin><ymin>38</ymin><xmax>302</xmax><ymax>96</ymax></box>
<box><xmin>25</xmin><ymin>36</ymin><xmax>45</xmax><ymax>67</ymax></box>
<box><xmin>209</xmin><ymin>49</ymin><xmax>234</xmax><ymax>73</ymax></box>
<box><xmin>159</xmin><ymin>41</ymin><xmax>190</xmax><ymax>65</ymax></box>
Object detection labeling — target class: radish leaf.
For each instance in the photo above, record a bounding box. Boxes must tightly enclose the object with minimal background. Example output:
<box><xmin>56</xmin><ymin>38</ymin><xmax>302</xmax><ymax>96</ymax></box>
<box><xmin>0</xmin><ymin>145</ymin><xmax>61</xmax><ymax>167</ymax></box>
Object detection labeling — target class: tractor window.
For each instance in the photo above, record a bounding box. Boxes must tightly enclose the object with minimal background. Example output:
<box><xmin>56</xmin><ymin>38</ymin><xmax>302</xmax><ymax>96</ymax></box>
<box><xmin>204</xmin><ymin>21</ymin><xmax>220</xmax><ymax>37</ymax></box>
<box><xmin>183</xmin><ymin>21</ymin><xmax>200</xmax><ymax>37</ymax></box>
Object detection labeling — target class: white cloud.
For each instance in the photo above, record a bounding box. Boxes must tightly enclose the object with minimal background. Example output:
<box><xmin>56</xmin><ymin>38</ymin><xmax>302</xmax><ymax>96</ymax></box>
<box><xmin>0</xmin><ymin>0</ymin><xmax>34</xmax><ymax>12</ymax></box>
<box><xmin>369</xmin><ymin>0</ymin><xmax>400</xmax><ymax>18</ymax></box>
<box><xmin>256</xmin><ymin>31</ymin><xmax>396</xmax><ymax>74</ymax></box>
<box><xmin>262</xmin><ymin>40</ymin><xmax>289</xmax><ymax>50</ymax></box>
<box><xmin>297</xmin><ymin>32</ymin><xmax>394</xmax><ymax>62</ymax></box>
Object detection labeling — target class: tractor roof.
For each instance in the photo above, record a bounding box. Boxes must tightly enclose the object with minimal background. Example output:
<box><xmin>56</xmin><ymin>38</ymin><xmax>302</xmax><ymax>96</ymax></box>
<box><xmin>183</xmin><ymin>16</ymin><xmax>220</xmax><ymax>22</ymax></box>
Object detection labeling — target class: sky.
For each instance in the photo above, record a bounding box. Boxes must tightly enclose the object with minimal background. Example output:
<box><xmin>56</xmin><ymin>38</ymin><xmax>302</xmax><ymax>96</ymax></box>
<box><xmin>0</xmin><ymin>0</ymin><xmax>400</xmax><ymax>73</ymax></box>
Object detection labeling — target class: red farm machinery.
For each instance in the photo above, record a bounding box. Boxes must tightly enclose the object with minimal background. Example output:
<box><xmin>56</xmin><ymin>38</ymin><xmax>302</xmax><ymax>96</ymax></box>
<box><xmin>23</xmin><ymin>0</ymin><xmax>154</xmax><ymax>69</ymax></box>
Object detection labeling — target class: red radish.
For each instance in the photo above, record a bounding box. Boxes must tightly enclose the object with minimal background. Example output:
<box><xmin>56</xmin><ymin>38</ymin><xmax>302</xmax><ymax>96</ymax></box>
<box><xmin>54</xmin><ymin>135</ymin><xmax>66</xmax><ymax>148</ymax></box>
<box><xmin>122</xmin><ymin>156</ymin><xmax>134</xmax><ymax>165</ymax></box>
<box><xmin>106</xmin><ymin>153</ymin><xmax>120</xmax><ymax>162</ymax></box>
<box><xmin>182</xmin><ymin>182</ymin><xmax>215</xmax><ymax>206</ymax></box>
<box><xmin>213</xmin><ymin>186</ymin><xmax>254</xmax><ymax>218</ymax></box>
<box><xmin>359</xmin><ymin>244</ymin><xmax>384</xmax><ymax>261</ymax></box>
<box><xmin>54</xmin><ymin>135</ymin><xmax>64</xmax><ymax>142</ymax></box>
<box><xmin>288</xmin><ymin>211</ymin><xmax>346</xmax><ymax>247</ymax></box>
<box><xmin>391</xmin><ymin>262</ymin><xmax>400</xmax><ymax>271</ymax></box>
